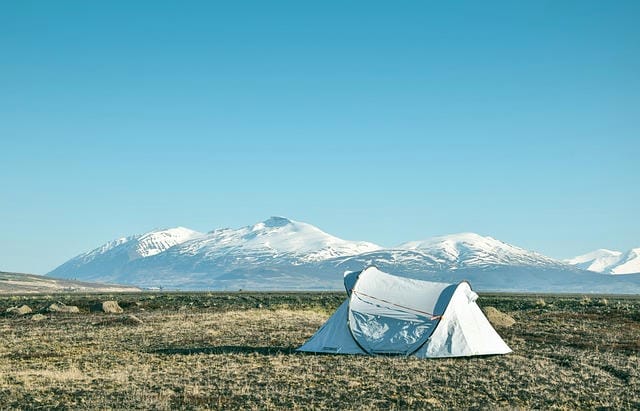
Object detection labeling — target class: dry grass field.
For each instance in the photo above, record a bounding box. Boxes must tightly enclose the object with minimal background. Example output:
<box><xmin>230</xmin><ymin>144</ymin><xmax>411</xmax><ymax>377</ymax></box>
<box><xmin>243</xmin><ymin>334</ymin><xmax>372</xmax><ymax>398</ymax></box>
<box><xmin>0</xmin><ymin>292</ymin><xmax>638</xmax><ymax>410</ymax></box>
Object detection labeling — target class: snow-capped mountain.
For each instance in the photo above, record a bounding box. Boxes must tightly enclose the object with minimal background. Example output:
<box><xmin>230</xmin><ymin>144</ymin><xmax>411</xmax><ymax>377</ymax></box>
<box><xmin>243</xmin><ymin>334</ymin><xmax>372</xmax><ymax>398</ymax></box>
<box><xmin>565</xmin><ymin>249</ymin><xmax>623</xmax><ymax>272</ymax></box>
<box><xmin>48</xmin><ymin>217</ymin><xmax>381</xmax><ymax>285</ymax></box>
<box><xmin>48</xmin><ymin>227</ymin><xmax>204</xmax><ymax>282</ymax></box>
<box><xmin>398</xmin><ymin>232</ymin><xmax>562</xmax><ymax>270</ymax></box>
<box><xmin>176</xmin><ymin>216</ymin><xmax>382</xmax><ymax>264</ymax></box>
<box><xmin>566</xmin><ymin>248</ymin><xmax>640</xmax><ymax>274</ymax></box>
<box><xmin>47</xmin><ymin>217</ymin><xmax>640</xmax><ymax>293</ymax></box>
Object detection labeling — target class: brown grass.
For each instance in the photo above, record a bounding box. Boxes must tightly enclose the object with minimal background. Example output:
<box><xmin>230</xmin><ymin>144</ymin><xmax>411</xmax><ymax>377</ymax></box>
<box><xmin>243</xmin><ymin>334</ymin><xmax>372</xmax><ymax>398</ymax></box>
<box><xmin>0</xmin><ymin>292</ymin><xmax>638</xmax><ymax>409</ymax></box>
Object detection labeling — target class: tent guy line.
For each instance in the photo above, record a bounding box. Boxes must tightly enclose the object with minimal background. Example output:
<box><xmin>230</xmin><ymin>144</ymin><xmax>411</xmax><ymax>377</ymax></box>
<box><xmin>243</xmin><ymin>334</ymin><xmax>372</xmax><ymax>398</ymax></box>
<box><xmin>352</xmin><ymin>290</ymin><xmax>443</xmax><ymax>320</ymax></box>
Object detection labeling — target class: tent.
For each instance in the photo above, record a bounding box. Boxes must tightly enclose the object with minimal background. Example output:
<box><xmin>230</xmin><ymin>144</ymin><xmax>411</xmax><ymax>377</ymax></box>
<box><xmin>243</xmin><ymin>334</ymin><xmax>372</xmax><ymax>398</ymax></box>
<box><xmin>298</xmin><ymin>266</ymin><xmax>512</xmax><ymax>358</ymax></box>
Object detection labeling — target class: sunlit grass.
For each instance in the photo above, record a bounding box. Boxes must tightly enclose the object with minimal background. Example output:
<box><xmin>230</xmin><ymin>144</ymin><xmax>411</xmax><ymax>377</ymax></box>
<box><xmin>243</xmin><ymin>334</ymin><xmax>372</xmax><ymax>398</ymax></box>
<box><xmin>0</xmin><ymin>292</ymin><xmax>638</xmax><ymax>409</ymax></box>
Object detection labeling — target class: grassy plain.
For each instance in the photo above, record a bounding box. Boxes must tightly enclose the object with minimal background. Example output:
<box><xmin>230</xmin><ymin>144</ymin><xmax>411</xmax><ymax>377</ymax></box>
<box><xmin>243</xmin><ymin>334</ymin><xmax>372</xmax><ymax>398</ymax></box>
<box><xmin>0</xmin><ymin>292</ymin><xmax>638</xmax><ymax>410</ymax></box>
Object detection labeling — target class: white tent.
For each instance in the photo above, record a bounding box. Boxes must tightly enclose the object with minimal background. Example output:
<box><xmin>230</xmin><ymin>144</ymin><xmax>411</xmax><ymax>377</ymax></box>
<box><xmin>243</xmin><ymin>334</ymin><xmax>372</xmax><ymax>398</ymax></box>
<box><xmin>298</xmin><ymin>266</ymin><xmax>512</xmax><ymax>358</ymax></box>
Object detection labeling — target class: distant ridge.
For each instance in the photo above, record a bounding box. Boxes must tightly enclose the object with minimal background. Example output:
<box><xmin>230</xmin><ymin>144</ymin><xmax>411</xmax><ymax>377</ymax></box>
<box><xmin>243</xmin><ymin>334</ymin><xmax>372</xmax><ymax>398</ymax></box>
<box><xmin>565</xmin><ymin>248</ymin><xmax>640</xmax><ymax>274</ymax></box>
<box><xmin>47</xmin><ymin>217</ymin><xmax>640</xmax><ymax>293</ymax></box>
<box><xmin>0</xmin><ymin>271</ymin><xmax>140</xmax><ymax>294</ymax></box>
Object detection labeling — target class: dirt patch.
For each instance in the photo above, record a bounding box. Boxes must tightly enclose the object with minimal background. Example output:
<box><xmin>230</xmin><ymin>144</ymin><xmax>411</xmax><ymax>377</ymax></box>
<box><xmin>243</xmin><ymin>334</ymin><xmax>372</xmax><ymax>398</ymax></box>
<box><xmin>93</xmin><ymin>314</ymin><xmax>143</xmax><ymax>327</ymax></box>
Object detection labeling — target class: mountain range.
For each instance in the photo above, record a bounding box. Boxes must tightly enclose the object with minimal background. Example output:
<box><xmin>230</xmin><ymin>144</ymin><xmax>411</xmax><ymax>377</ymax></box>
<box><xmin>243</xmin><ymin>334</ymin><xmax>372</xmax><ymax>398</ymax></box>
<box><xmin>47</xmin><ymin>217</ymin><xmax>640</xmax><ymax>293</ymax></box>
<box><xmin>564</xmin><ymin>248</ymin><xmax>640</xmax><ymax>274</ymax></box>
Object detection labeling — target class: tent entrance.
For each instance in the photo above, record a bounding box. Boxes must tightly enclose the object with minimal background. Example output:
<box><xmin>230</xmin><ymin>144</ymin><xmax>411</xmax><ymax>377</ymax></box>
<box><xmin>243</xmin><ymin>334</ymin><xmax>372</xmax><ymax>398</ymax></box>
<box><xmin>348</xmin><ymin>291</ymin><xmax>441</xmax><ymax>355</ymax></box>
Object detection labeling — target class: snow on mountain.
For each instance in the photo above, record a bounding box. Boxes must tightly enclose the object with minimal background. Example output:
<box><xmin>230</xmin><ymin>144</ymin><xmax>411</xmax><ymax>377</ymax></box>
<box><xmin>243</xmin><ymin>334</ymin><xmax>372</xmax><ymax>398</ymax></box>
<box><xmin>175</xmin><ymin>216</ymin><xmax>382</xmax><ymax>263</ymax></box>
<box><xmin>48</xmin><ymin>227</ymin><xmax>204</xmax><ymax>282</ymax></box>
<box><xmin>313</xmin><ymin>233</ymin><xmax>591</xmax><ymax>293</ymax></box>
<box><xmin>48</xmin><ymin>217</ymin><xmax>382</xmax><ymax>285</ymax></box>
<box><xmin>132</xmin><ymin>227</ymin><xmax>204</xmax><ymax>258</ymax></box>
<box><xmin>78</xmin><ymin>226</ymin><xmax>203</xmax><ymax>262</ymax></box>
<box><xmin>47</xmin><ymin>217</ymin><xmax>640</xmax><ymax>293</ymax></box>
<box><xmin>565</xmin><ymin>248</ymin><xmax>640</xmax><ymax>274</ymax></box>
<box><xmin>398</xmin><ymin>232</ymin><xmax>562</xmax><ymax>269</ymax></box>
<box><xmin>74</xmin><ymin>235</ymin><xmax>137</xmax><ymax>264</ymax></box>
<box><xmin>564</xmin><ymin>249</ymin><xmax>623</xmax><ymax>273</ymax></box>
<box><xmin>611</xmin><ymin>248</ymin><xmax>640</xmax><ymax>274</ymax></box>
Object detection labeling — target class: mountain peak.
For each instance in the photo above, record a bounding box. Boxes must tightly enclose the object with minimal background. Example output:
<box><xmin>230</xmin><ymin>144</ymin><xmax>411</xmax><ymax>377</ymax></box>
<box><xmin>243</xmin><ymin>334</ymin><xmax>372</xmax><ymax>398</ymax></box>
<box><xmin>564</xmin><ymin>247</ymin><xmax>640</xmax><ymax>275</ymax></box>
<box><xmin>399</xmin><ymin>232</ymin><xmax>500</xmax><ymax>250</ymax></box>
<box><xmin>248</xmin><ymin>216</ymin><xmax>294</xmax><ymax>233</ymax></box>
<box><xmin>565</xmin><ymin>249</ymin><xmax>621</xmax><ymax>265</ymax></box>
<box><xmin>263</xmin><ymin>216</ymin><xmax>293</xmax><ymax>228</ymax></box>
<box><xmin>398</xmin><ymin>232</ymin><xmax>558</xmax><ymax>268</ymax></box>
<box><xmin>432</xmin><ymin>232</ymin><xmax>494</xmax><ymax>243</ymax></box>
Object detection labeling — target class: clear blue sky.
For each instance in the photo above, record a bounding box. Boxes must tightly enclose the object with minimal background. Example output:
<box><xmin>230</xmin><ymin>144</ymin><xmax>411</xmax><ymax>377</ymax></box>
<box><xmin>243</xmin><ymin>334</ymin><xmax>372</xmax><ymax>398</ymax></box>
<box><xmin>1</xmin><ymin>1</ymin><xmax>638</xmax><ymax>274</ymax></box>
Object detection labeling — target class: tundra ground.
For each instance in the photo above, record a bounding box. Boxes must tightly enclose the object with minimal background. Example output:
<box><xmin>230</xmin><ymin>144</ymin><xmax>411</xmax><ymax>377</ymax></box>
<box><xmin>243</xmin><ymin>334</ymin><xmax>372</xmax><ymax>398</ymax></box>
<box><xmin>0</xmin><ymin>292</ymin><xmax>638</xmax><ymax>410</ymax></box>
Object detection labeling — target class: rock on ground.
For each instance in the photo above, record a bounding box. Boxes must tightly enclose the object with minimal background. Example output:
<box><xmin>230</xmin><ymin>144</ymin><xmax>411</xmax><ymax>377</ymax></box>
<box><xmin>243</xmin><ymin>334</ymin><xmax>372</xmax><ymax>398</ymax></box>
<box><xmin>6</xmin><ymin>305</ymin><xmax>32</xmax><ymax>315</ymax></box>
<box><xmin>47</xmin><ymin>303</ymin><xmax>80</xmax><ymax>313</ymax></box>
<box><xmin>92</xmin><ymin>314</ymin><xmax>144</xmax><ymax>327</ymax></box>
<box><xmin>121</xmin><ymin>315</ymin><xmax>143</xmax><ymax>325</ymax></box>
<box><xmin>483</xmin><ymin>306</ymin><xmax>516</xmax><ymax>328</ymax></box>
<box><xmin>91</xmin><ymin>301</ymin><xmax>124</xmax><ymax>314</ymax></box>
<box><xmin>31</xmin><ymin>314</ymin><xmax>46</xmax><ymax>321</ymax></box>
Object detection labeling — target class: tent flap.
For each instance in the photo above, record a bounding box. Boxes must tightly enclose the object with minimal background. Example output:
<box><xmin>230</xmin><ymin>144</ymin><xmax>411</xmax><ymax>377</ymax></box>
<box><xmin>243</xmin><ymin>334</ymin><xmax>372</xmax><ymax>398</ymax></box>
<box><xmin>296</xmin><ymin>300</ymin><xmax>366</xmax><ymax>355</ymax></box>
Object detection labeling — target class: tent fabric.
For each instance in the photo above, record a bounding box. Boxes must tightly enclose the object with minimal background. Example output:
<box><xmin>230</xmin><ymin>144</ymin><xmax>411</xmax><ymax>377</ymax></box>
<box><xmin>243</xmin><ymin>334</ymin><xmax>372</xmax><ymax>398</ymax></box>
<box><xmin>297</xmin><ymin>266</ymin><xmax>512</xmax><ymax>358</ymax></box>
<box><xmin>415</xmin><ymin>281</ymin><xmax>512</xmax><ymax>357</ymax></box>
<box><xmin>297</xmin><ymin>299</ymin><xmax>366</xmax><ymax>355</ymax></box>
